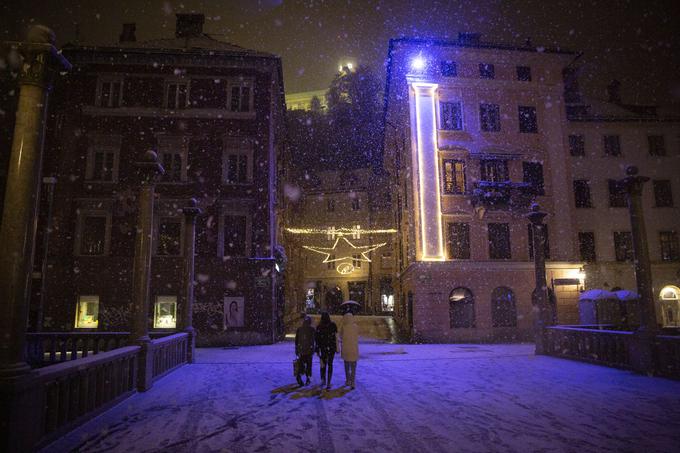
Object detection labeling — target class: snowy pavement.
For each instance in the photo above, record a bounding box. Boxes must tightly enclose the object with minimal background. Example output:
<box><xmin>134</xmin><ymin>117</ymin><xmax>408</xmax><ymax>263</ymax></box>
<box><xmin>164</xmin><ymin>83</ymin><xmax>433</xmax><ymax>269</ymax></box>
<box><xmin>45</xmin><ymin>342</ymin><xmax>680</xmax><ymax>453</ymax></box>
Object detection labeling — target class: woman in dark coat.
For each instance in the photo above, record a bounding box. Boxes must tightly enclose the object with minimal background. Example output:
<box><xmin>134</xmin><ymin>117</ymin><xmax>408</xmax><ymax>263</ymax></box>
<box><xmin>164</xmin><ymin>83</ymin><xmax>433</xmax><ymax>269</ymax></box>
<box><xmin>315</xmin><ymin>312</ymin><xmax>338</xmax><ymax>390</ymax></box>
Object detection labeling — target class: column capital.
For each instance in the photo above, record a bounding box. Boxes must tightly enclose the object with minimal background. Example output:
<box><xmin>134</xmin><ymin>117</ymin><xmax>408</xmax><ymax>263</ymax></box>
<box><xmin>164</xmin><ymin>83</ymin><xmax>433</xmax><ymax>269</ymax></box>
<box><xmin>134</xmin><ymin>150</ymin><xmax>165</xmax><ymax>184</ymax></box>
<box><xmin>182</xmin><ymin>198</ymin><xmax>202</xmax><ymax>221</ymax></box>
<box><xmin>527</xmin><ymin>203</ymin><xmax>547</xmax><ymax>225</ymax></box>
<box><xmin>3</xmin><ymin>25</ymin><xmax>72</xmax><ymax>90</ymax></box>
<box><xmin>620</xmin><ymin>165</ymin><xmax>650</xmax><ymax>197</ymax></box>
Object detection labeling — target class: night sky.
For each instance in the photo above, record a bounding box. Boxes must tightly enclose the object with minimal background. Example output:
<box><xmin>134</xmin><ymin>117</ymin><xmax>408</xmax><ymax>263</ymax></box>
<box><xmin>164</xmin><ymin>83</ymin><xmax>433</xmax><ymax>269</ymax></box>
<box><xmin>2</xmin><ymin>0</ymin><xmax>679</xmax><ymax>104</ymax></box>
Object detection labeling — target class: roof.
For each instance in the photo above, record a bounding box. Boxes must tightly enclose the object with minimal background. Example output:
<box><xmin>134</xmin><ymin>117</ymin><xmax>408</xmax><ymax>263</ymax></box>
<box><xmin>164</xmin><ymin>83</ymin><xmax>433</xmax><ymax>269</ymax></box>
<box><xmin>388</xmin><ymin>36</ymin><xmax>577</xmax><ymax>56</ymax></box>
<box><xmin>567</xmin><ymin>98</ymin><xmax>680</xmax><ymax>122</ymax></box>
<box><xmin>63</xmin><ymin>33</ymin><xmax>277</xmax><ymax>59</ymax></box>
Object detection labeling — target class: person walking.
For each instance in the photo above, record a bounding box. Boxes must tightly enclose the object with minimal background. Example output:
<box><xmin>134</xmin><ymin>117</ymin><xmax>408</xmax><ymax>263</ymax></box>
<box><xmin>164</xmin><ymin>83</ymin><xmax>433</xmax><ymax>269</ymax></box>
<box><xmin>339</xmin><ymin>312</ymin><xmax>359</xmax><ymax>389</ymax></box>
<box><xmin>295</xmin><ymin>316</ymin><xmax>315</xmax><ymax>386</ymax></box>
<box><xmin>315</xmin><ymin>312</ymin><xmax>338</xmax><ymax>390</ymax></box>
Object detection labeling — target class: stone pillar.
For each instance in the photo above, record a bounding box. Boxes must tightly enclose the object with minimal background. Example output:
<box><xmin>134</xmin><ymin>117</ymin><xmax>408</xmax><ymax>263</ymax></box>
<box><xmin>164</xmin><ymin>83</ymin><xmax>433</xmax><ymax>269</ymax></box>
<box><xmin>130</xmin><ymin>150</ymin><xmax>164</xmax><ymax>391</ymax></box>
<box><xmin>620</xmin><ymin>166</ymin><xmax>657</xmax><ymax>374</ymax></box>
<box><xmin>181</xmin><ymin>198</ymin><xmax>201</xmax><ymax>363</ymax></box>
<box><xmin>0</xmin><ymin>26</ymin><xmax>70</xmax><ymax>378</ymax></box>
<box><xmin>528</xmin><ymin>203</ymin><xmax>552</xmax><ymax>355</ymax></box>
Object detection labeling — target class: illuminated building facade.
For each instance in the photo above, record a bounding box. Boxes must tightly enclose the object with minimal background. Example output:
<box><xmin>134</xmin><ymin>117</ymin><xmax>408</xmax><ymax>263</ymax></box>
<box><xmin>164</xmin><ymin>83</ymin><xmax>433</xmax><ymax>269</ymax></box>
<box><xmin>384</xmin><ymin>35</ymin><xmax>587</xmax><ymax>342</ymax></box>
<box><xmin>285</xmin><ymin>89</ymin><xmax>328</xmax><ymax>111</ymax></box>
<box><xmin>384</xmin><ymin>35</ymin><xmax>680</xmax><ymax>342</ymax></box>
<box><xmin>31</xmin><ymin>14</ymin><xmax>286</xmax><ymax>345</ymax></box>
<box><xmin>282</xmin><ymin>168</ymin><xmax>396</xmax><ymax>319</ymax></box>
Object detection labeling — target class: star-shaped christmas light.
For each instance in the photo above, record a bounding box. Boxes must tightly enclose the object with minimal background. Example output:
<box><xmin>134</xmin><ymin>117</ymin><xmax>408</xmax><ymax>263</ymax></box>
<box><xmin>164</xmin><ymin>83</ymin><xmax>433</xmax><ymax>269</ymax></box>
<box><xmin>302</xmin><ymin>236</ymin><xmax>387</xmax><ymax>263</ymax></box>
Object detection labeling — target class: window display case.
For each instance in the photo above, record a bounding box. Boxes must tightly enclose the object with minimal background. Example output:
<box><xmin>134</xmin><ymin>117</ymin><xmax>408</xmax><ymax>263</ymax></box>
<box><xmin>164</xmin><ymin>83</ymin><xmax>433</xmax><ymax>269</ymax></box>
<box><xmin>154</xmin><ymin>296</ymin><xmax>177</xmax><ymax>329</ymax></box>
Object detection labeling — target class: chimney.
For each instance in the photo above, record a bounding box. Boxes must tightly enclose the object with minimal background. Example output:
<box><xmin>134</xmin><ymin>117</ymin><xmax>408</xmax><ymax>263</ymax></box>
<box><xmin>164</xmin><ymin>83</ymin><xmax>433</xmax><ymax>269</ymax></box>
<box><xmin>176</xmin><ymin>13</ymin><xmax>205</xmax><ymax>38</ymax></box>
<box><xmin>458</xmin><ymin>32</ymin><xmax>482</xmax><ymax>46</ymax></box>
<box><xmin>607</xmin><ymin>79</ymin><xmax>622</xmax><ymax>104</ymax></box>
<box><xmin>119</xmin><ymin>23</ymin><xmax>136</xmax><ymax>43</ymax></box>
<box><xmin>562</xmin><ymin>67</ymin><xmax>582</xmax><ymax>103</ymax></box>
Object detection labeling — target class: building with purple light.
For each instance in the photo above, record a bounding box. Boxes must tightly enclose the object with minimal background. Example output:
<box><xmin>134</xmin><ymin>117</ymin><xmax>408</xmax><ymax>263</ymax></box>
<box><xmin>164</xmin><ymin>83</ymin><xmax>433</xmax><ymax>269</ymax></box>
<box><xmin>382</xmin><ymin>34</ymin><xmax>680</xmax><ymax>342</ymax></box>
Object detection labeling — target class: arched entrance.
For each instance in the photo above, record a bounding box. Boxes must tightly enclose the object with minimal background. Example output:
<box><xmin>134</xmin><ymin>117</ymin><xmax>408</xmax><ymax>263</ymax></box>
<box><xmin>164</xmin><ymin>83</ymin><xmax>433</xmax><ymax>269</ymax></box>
<box><xmin>659</xmin><ymin>285</ymin><xmax>680</xmax><ymax>327</ymax></box>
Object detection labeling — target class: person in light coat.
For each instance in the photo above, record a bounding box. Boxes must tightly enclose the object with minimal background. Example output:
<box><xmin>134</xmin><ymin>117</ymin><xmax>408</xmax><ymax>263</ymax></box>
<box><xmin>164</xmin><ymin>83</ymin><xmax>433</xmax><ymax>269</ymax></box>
<box><xmin>339</xmin><ymin>312</ymin><xmax>359</xmax><ymax>389</ymax></box>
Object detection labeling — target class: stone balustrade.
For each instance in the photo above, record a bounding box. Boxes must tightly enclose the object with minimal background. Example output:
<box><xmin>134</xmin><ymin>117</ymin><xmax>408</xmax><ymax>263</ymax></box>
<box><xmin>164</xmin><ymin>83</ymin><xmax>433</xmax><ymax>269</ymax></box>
<box><xmin>25</xmin><ymin>332</ymin><xmax>130</xmax><ymax>367</ymax></box>
<box><xmin>150</xmin><ymin>332</ymin><xmax>189</xmax><ymax>381</ymax></box>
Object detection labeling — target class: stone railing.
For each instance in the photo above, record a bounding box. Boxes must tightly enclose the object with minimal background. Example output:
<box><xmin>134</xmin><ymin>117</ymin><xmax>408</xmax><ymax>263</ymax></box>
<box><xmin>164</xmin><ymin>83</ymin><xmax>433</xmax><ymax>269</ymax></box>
<box><xmin>655</xmin><ymin>335</ymin><xmax>680</xmax><ymax>379</ymax></box>
<box><xmin>150</xmin><ymin>332</ymin><xmax>189</xmax><ymax>381</ymax></box>
<box><xmin>543</xmin><ymin>325</ymin><xmax>634</xmax><ymax>369</ymax></box>
<box><xmin>25</xmin><ymin>332</ymin><xmax>130</xmax><ymax>368</ymax></box>
<box><xmin>8</xmin><ymin>346</ymin><xmax>140</xmax><ymax>451</ymax></box>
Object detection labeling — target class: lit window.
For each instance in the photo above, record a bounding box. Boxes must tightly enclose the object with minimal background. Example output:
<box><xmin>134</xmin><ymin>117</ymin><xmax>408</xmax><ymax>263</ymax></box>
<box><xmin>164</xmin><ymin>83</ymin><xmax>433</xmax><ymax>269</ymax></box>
<box><xmin>166</xmin><ymin>82</ymin><xmax>189</xmax><ymax>109</ymax></box>
<box><xmin>75</xmin><ymin>295</ymin><xmax>99</xmax><ymax>329</ymax></box>
<box><xmin>228</xmin><ymin>81</ymin><xmax>252</xmax><ymax>112</ymax></box>
<box><xmin>659</xmin><ymin>286</ymin><xmax>680</xmax><ymax>327</ymax></box>
<box><xmin>352</xmin><ymin>254</ymin><xmax>362</xmax><ymax>268</ymax></box>
<box><xmin>442</xmin><ymin>159</ymin><xmax>466</xmax><ymax>194</ymax></box>
<box><xmin>154</xmin><ymin>296</ymin><xmax>177</xmax><ymax>329</ymax></box>
<box><xmin>480</xmin><ymin>159</ymin><xmax>508</xmax><ymax>182</ymax></box>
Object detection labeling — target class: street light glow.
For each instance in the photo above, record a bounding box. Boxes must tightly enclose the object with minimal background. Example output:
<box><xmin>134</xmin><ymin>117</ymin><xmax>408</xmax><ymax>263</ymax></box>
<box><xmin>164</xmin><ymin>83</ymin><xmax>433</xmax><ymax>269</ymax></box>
<box><xmin>411</xmin><ymin>55</ymin><xmax>426</xmax><ymax>71</ymax></box>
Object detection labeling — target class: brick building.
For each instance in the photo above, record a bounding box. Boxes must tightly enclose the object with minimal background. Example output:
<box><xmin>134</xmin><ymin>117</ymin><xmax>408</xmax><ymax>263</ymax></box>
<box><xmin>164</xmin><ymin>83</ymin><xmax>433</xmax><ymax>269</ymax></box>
<box><xmin>32</xmin><ymin>14</ymin><xmax>286</xmax><ymax>345</ymax></box>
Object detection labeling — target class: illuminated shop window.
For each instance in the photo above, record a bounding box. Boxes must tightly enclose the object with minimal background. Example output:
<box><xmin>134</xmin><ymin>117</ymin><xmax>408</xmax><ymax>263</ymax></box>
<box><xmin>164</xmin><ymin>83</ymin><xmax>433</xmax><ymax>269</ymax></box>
<box><xmin>154</xmin><ymin>296</ymin><xmax>177</xmax><ymax>329</ymax></box>
<box><xmin>660</xmin><ymin>286</ymin><xmax>680</xmax><ymax>327</ymax></box>
<box><xmin>75</xmin><ymin>295</ymin><xmax>99</xmax><ymax>329</ymax></box>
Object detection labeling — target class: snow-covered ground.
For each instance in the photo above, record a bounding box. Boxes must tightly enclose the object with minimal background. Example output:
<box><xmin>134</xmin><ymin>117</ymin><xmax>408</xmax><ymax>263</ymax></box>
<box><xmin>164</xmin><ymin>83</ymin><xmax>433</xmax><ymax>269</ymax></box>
<box><xmin>45</xmin><ymin>342</ymin><xmax>680</xmax><ymax>453</ymax></box>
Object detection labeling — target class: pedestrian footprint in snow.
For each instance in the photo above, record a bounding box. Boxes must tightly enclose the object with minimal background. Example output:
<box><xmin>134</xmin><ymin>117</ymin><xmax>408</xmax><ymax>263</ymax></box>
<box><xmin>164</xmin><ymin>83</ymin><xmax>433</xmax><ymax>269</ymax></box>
<box><xmin>339</xmin><ymin>312</ymin><xmax>359</xmax><ymax>389</ymax></box>
<box><xmin>295</xmin><ymin>316</ymin><xmax>315</xmax><ymax>386</ymax></box>
<box><xmin>315</xmin><ymin>312</ymin><xmax>338</xmax><ymax>390</ymax></box>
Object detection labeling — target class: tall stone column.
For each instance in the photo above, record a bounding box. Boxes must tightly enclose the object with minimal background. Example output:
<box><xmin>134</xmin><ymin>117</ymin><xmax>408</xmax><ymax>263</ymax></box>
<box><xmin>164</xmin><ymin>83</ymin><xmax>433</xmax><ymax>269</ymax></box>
<box><xmin>528</xmin><ymin>203</ymin><xmax>552</xmax><ymax>354</ymax></box>
<box><xmin>181</xmin><ymin>198</ymin><xmax>201</xmax><ymax>363</ymax></box>
<box><xmin>0</xmin><ymin>26</ymin><xmax>70</xmax><ymax>378</ymax></box>
<box><xmin>130</xmin><ymin>150</ymin><xmax>164</xmax><ymax>391</ymax></box>
<box><xmin>620</xmin><ymin>166</ymin><xmax>657</xmax><ymax>374</ymax></box>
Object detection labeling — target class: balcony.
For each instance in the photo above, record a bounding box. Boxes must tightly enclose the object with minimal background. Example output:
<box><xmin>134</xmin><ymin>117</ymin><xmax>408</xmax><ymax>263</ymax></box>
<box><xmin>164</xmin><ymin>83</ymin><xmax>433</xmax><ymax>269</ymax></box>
<box><xmin>471</xmin><ymin>181</ymin><xmax>535</xmax><ymax>211</ymax></box>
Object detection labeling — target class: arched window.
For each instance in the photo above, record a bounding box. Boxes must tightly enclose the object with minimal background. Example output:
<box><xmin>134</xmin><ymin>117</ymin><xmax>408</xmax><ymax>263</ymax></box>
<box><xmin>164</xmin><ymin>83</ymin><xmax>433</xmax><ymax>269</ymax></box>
<box><xmin>660</xmin><ymin>286</ymin><xmax>680</xmax><ymax>327</ymax></box>
<box><xmin>491</xmin><ymin>287</ymin><xmax>517</xmax><ymax>327</ymax></box>
<box><xmin>449</xmin><ymin>287</ymin><xmax>475</xmax><ymax>328</ymax></box>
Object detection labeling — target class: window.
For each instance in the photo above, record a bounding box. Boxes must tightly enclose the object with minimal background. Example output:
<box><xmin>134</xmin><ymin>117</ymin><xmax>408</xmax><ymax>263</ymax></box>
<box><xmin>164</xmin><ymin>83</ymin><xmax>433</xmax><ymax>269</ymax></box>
<box><xmin>351</xmin><ymin>198</ymin><xmax>361</xmax><ymax>211</ymax></box>
<box><xmin>97</xmin><ymin>79</ymin><xmax>123</xmax><ymax>107</ymax></box>
<box><xmin>381</xmin><ymin>252</ymin><xmax>393</xmax><ymax>269</ymax></box>
<box><xmin>488</xmin><ymin>223</ymin><xmax>511</xmax><ymax>259</ymax></box>
<box><xmin>518</xmin><ymin>106</ymin><xmax>538</xmax><ymax>133</ymax></box>
<box><xmin>380</xmin><ymin>277</ymin><xmax>394</xmax><ymax>312</ymax></box>
<box><xmin>573</xmin><ymin>180</ymin><xmax>592</xmax><ymax>208</ymax></box>
<box><xmin>75</xmin><ymin>295</ymin><xmax>99</xmax><ymax>329</ymax></box>
<box><xmin>660</xmin><ymin>231</ymin><xmax>679</xmax><ymax>261</ymax></box>
<box><xmin>516</xmin><ymin>66</ymin><xmax>531</xmax><ymax>81</ymax></box>
<box><xmin>222</xmin><ymin>215</ymin><xmax>248</xmax><ymax>257</ymax></box>
<box><xmin>78</xmin><ymin>215</ymin><xmax>108</xmax><ymax>256</ymax></box>
<box><xmin>161</xmin><ymin>152</ymin><xmax>184</xmax><ymax>182</ymax></box>
<box><xmin>479</xmin><ymin>63</ymin><xmax>495</xmax><ymax>79</ymax></box>
<box><xmin>653</xmin><ymin>180</ymin><xmax>673</xmax><ymax>207</ymax></box>
<box><xmin>480</xmin><ymin>159</ymin><xmax>508</xmax><ymax>182</ymax></box>
<box><xmin>348</xmin><ymin>281</ymin><xmax>366</xmax><ymax>305</ymax></box>
<box><xmin>441</xmin><ymin>60</ymin><xmax>457</xmax><ymax>77</ymax></box>
<box><xmin>523</xmin><ymin>162</ymin><xmax>544</xmax><ymax>195</ymax></box>
<box><xmin>528</xmin><ymin>224</ymin><xmax>550</xmax><ymax>259</ymax></box>
<box><xmin>449</xmin><ymin>287</ymin><xmax>475</xmax><ymax>328</ymax></box>
<box><xmin>648</xmin><ymin>135</ymin><xmax>666</xmax><ymax>156</ymax></box>
<box><xmin>569</xmin><ymin>134</ymin><xmax>585</xmax><ymax>157</ymax></box>
<box><xmin>614</xmin><ymin>231</ymin><xmax>634</xmax><ymax>262</ymax></box>
<box><xmin>608</xmin><ymin>179</ymin><xmax>627</xmax><ymax>208</ymax></box>
<box><xmin>86</xmin><ymin>136</ymin><xmax>120</xmax><ymax>182</ymax></box>
<box><xmin>352</xmin><ymin>254</ymin><xmax>362</xmax><ymax>268</ymax></box>
<box><xmin>604</xmin><ymin>135</ymin><xmax>621</xmax><ymax>156</ymax></box>
<box><xmin>327</xmin><ymin>255</ymin><xmax>336</xmax><ymax>270</ymax></box>
<box><xmin>578</xmin><ymin>232</ymin><xmax>597</xmax><ymax>262</ymax></box>
<box><xmin>222</xmin><ymin>138</ymin><xmax>253</xmax><ymax>184</ymax></box>
<box><xmin>480</xmin><ymin>104</ymin><xmax>500</xmax><ymax>131</ymax></box>
<box><xmin>156</xmin><ymin>218</ymin><xmax>182</xmax><ymax>256</ymax></box>
<box><xmin>154</xmin><ymin>296</ymin><xmax>177</xmax><ymax>329</ymax></box>
<box><xmin>439</xmin><ymin>101</ymin><xmax>463</xmax><ymax>130</ymax></box>
<box><xmin>660</xmin><ymin>286</ymin><xmax>680</xmax><ymax>327</ymax></box>
<box><xmin>442</xmin><ymin>159</ymin><xmax>466</xmax><ymax>194</ymax></box>
<box><xmin>157</xmin><ymin>136</ymin><xmax>188</xmax><ymax>183</ymax></box>
<box><xmin>447</xmin><ymin>222</ymin><xmax>470</xmax><ymax>259</ymax></box>
<box><xmin>166</xmin><ymin>82</ymin><xmax>189</xmax><ymax>109</ymax></box>
<box><xmin>228</xmin><ymin>81</ymin><xmax>252</xmax><ymax>112</ymax></box>
<box><xmin>327</xmin><ymin>198</ymin><xmax>335</xmax><ymax>212</ymax></box>
<box><xmin>491</xmin><ymin>287</ymin><xmax>517</xmax><ymax>327</ymax></box>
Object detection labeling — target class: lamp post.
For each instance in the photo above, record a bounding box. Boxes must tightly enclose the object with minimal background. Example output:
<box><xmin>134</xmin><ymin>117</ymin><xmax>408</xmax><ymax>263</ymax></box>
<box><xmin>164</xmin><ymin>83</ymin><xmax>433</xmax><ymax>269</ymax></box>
<box><xmin>619</xmin><ymin>166</ymin><xmax>657</xmax><ymax>374</ymax></box>
<box><xmin>130</xmin><ymin>150</ymin><xmax>164</xmax><ymax>391</ymax></box>
<box><xmin>0</xmin><ymin>25</ymin><xmax>71</xmax><ymax>378</ymax></box>
<box><xmin>528</xmin><ymin>203</ymin><xmax>552</xmax><ymax>354</ymax></box>
<box><xmin>181</xmin><ymin>198</ymin><xmax>201</xmax><ymax>363</ymax></box>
